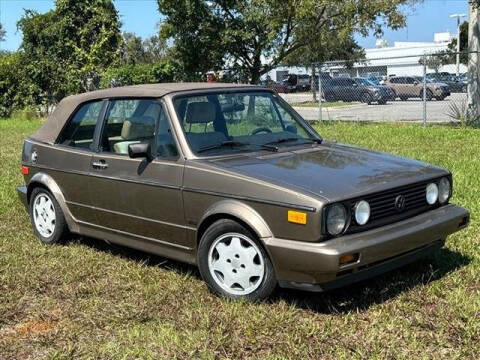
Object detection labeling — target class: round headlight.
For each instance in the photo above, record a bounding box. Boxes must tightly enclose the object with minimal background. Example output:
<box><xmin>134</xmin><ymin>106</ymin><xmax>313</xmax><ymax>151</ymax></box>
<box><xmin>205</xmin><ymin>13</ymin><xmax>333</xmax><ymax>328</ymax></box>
<box><xmin>426</xmin><ymin>183</ymin><xmax>438</xmax><ymax>205</ymax></box>
<box><xmin>438</xmin><ymin>177</ymin><xmax>451</xmax><ymax>204</ymax></box>
<box><xmin>354</xmin><ymin>200</ymin><xmax>370</xmax><ymax>225</ymax></box>
<box><xmin>326</xmin><ymin>204</ymin><xmax>347</xmax><ymax>236</ymax></box>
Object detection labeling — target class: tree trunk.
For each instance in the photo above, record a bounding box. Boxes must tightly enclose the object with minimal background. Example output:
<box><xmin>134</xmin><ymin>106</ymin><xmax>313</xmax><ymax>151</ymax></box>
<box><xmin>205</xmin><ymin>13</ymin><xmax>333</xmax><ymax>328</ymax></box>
<box><xmin>311</xmin><ymin>65</ymin><xmax>317</xmax><ymax>101</ymax></box>
<box><xmin>468</xmin><ymin>3</ymin><xmax>480</xmax><ymax>116</ymax></box>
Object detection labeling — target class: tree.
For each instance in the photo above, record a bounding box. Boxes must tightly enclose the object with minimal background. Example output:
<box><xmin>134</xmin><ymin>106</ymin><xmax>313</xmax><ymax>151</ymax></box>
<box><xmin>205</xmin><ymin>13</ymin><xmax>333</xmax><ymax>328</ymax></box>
<box><xmin>121</xmin><ymin>32</ymin><xmax>167</xmax><ymax>65</ymax></box>
<box><xmin>121</xmin><ymin>32</ymin><xmax>146</xmax><ymax>65</ymax></box>
<box><xmin>157</xmin><ymin>0</ymin><xmax>412</xmax><ymax>83</ymax></box>
<box><xmin>283</xmin><ymin>32</ymin><xmax>364</xmax><ymax>99</ymax></box>
<box><xmin>18</xmin><ymin>0</ymin><xmax>122</xmax><ymax>107</ymax></box>
<box><xmin>0</xmin><ymin>23</ymin><xmax>5</xmax><ymax>42</ymax></box>
<box><xmin>143</xmin><ymin>35</ymin><xmax>167</xmax><ymax>64</ymax></box>
<box><xmin>419</xmin><ymin>54</ymin><xmax>443</xmax><ymax>73</ymax></box>
<box><xmin>436</xmin><ymin>21</ymin><xmax>468</xmax><ymax>65</ymax></box>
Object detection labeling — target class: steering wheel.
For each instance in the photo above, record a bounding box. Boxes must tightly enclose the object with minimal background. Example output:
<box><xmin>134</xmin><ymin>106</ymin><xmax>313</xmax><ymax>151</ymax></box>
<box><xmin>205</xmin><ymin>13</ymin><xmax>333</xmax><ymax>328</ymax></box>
<box><xmin>251</xmin><ymin>127</ymin><xmax>273</xmax><ymax>135</ymax></box>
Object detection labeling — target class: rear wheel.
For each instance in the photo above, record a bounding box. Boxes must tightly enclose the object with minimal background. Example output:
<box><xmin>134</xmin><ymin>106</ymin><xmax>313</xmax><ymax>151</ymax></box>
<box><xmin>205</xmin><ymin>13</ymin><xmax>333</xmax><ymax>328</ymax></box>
<box><xmin>197</xmin><ymin>219</ymin><xmax>277</xmax><ymax>301</ymax></box>
<box><xmin>324</xmin><ymin>92</ymin><xmax>335</xmax><ymax>102</ymax></box>
<box><xmin>423</xmin><ymin>89</ymin><xmax>433</xmax><ymax>101</ymax></box>
<box><xmin>29</xmin><ymin>187</ymin><xmax>68</xmax><ymax>244</ymax></box>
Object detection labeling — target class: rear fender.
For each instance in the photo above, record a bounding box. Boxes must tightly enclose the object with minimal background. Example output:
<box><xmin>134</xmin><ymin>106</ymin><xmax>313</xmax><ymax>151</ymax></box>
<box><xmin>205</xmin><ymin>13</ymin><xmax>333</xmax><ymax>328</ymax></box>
<box><xmin>28</xmin><ymin>172</ymin><xmax>79</xmax><ymax>232</ymax></box>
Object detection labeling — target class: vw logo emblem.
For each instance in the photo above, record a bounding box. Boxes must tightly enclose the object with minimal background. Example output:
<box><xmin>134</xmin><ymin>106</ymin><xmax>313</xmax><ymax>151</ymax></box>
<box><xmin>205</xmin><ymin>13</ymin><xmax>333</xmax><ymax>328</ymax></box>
<box><xmin>395</xmin><ymin>195</ymin><xmax>406</xmax><ymax>212</ymax></box>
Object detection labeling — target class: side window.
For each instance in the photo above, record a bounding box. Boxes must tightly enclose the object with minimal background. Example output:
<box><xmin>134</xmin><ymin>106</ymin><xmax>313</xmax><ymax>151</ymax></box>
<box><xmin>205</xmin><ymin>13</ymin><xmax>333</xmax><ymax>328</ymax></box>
<box><xmin>57</xmin><ymin>101</ymin><xmax>103</xmax><ymax>149</ymax></box>
<box><xmin>101</xmin><ymin>99</ymin><xmax>158</xmax><ymax>155</ymax></box>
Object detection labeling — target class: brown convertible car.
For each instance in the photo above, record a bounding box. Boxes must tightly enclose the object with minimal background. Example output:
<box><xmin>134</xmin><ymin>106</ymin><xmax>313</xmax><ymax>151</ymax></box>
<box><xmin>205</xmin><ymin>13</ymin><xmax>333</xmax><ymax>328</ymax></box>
<box><xmin>18</xmin><ymin>83</ymin><xmax>470</xmax><ymax>301</ymax></box>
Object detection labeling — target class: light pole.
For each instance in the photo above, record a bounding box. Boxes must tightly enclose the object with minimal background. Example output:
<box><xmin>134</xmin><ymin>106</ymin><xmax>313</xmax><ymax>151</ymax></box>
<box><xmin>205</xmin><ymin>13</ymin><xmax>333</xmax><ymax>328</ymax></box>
<box><xmin>450</xmin><ymin>13</ymin><xmax>466</xmax><ymax>76</ymax></box>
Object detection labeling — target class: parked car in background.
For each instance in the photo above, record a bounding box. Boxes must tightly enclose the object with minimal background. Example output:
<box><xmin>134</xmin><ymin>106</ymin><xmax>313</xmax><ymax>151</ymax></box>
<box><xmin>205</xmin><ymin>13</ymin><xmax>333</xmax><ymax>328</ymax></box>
<box><xmin>353</xmin><ymin>77</ymin><xmax>396</xmax><ymax>104</ymax></box>
<box><xmin>385</xmin><ymin>76</ymin><xmax>450</xmax><ymax>101</ymax></box>
<box><xmin>426</xmin><ymin>73</ymin><xmax>466</xmax><ymax>93</ymax></box>
<box><xmin>322</xmin><ymin>77</ymin><xmax>393</xmax><ymax>104</ymax></box>
<box><xmin>282</xmin><ymin>74</ymin><xmax>311</xmax><ymax>93</ymax></box>
<box><xmin>18</xmin><ymin>83</ymin><xmax>469</xmax><ymax>301</ymax></box>
<box><xmin>365</xmin><ymin>76</ymin><xmax>383</xmax><ymax>85</ymax></box>
<box><xmin>270</xmin><ymin>81</ymin><xmax>287</xmax><ymax>93</ymax></box>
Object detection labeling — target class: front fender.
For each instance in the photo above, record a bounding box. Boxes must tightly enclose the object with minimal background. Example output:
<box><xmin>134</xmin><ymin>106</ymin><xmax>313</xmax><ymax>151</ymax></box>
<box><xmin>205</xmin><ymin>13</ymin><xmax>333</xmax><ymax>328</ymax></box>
<box><xmin>28</xmin><ymin>172</ymin><xmax>79</xmax><ymax>232</ymax></box>
<box><xmin>199</xmin><ymin>199</ymin><xmax>273</xmax><ymax>239</ymax></box>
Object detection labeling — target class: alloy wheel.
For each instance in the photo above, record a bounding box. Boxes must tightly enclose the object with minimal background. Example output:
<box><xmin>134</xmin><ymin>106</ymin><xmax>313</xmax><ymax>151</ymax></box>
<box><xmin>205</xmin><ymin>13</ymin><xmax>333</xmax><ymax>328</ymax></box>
<box><xmin>33</xmin><ymin>193</ymin><xmax>56</xmax><ymax>238</ymax></box>
<box><xmin>208</xmin><ymin>233</ymin><xmax>265</xmax><ymax>295</ymax></box>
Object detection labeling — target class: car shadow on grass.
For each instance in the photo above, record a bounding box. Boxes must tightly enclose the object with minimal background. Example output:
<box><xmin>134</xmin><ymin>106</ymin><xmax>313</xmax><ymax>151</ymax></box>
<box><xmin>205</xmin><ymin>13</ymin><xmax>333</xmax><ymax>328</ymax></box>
<box><xmin>272</xmin><ymin>247</ymin><xmax>471</xmax><ymax>314</ymax></box>
<box><xmin>70</xmin><ymin>236</ymin><xmax>470</xmax><ymax>314</ymax></box>
<box><xmin>70</xmin><ymin>235</ymin><xmax>201</xmax><ymax>278</ymax></box>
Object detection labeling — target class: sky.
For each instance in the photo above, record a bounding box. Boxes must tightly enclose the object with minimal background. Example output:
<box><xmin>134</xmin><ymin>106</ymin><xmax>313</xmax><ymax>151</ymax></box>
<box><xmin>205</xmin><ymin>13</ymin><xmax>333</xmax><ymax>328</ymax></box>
<box><xmin>0</xmin><ymin>0</ymin><xmax>470</xmax><ymax>52</ymax></box>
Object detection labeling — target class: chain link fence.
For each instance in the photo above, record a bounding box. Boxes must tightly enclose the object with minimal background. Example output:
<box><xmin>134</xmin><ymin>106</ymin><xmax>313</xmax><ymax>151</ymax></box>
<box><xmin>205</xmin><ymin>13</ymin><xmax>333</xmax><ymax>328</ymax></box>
<box><xmin>275</xmin><ymin>52</ymin><xmax>479</xmax><ymax>125</ymax></box>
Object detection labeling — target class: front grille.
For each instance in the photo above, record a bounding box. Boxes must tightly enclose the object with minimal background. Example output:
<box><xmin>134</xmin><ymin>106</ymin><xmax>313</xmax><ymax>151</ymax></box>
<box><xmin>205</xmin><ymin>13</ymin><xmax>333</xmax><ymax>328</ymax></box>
<box><xmin>345</xmin><ymin>178</ymin><xmax>445</xmax><ymax>234</ymax></box>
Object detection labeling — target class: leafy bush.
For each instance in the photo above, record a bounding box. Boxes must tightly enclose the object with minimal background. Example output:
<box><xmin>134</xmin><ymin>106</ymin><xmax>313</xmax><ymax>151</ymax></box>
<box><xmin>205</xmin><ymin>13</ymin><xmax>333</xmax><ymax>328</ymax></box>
<box><xmin>100</xmin><ymin>60</ymin><xmax>179</xmax><ymax>88</ymax></box>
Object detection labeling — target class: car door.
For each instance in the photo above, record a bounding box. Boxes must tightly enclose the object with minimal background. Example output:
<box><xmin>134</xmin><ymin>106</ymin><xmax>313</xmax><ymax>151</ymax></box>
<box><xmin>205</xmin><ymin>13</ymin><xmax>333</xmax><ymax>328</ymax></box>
<box><xmin>404</xmin><ymin>77</ymin><xmax>418</xmax><ymax>97</ymax></box>
<box><xmin>53</xmin><ymin>100</ymin><xmax>106</xmax><ymax>224</ymax></box>
<box><xmin>87</xmin><ymin>98</ymin><xmax>189</xmax><ymax>248</ymax></box>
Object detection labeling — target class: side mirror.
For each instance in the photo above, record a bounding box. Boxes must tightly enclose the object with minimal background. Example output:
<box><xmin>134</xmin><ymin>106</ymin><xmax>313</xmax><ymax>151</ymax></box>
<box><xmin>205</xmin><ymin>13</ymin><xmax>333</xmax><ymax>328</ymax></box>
<box><xmin>128</xmin><ymin>142</ymin><xmax>152</xmax><ymax>160</ymax></box>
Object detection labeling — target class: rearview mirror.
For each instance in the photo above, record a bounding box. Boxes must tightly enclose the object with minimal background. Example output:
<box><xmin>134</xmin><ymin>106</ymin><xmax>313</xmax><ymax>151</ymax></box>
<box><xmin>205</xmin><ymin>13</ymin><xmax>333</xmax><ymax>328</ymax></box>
<box><xmin>128</xmin><ymin>142</ymin><xmax>152</xmax><ymax>160</ymax></box>
<box><xmin>286</xmin><ymin>124</ymin><xmax>297</xmax><ymax>134</ymax></box>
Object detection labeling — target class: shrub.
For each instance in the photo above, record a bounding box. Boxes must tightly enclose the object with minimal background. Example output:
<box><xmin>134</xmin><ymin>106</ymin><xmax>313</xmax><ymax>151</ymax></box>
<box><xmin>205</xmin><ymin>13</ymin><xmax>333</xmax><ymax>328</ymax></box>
<box><xmin>446</xmin><ymin>99</ymin><xmax>480</xmax><ymax>128</ymax></box>
<box><xmin>100</xmin><ymin>60</ymin><xmax>179</xmax><ymax>88</ymax></box>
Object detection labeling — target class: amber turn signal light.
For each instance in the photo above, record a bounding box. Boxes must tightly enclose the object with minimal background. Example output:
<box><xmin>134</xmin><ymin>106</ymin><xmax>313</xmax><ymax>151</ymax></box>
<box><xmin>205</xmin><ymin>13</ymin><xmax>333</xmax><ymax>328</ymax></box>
<box><xmin>21</xmin><ymin>165</ymin><xmax>29</xmax><ymax>175</ymax></box>
<box><xmin>339</xmin><ymin>253</ymin><xmax>359</xmax><ymax>265</ymax></box>
<box><xmin>287</xmin><ymin>210</ymin><xmax>307</xmax><ymax>225</ymax></box>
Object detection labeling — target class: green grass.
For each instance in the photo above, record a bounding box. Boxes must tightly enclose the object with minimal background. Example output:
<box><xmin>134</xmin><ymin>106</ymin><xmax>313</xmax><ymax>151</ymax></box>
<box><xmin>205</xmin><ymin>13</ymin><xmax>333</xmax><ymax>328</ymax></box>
<box><xmin>0</xmin><ymin>117</ymin><xmax>479</xmax><ymax>359</ymax></box>
<box><xmin>291</xmin><ymin>100</ymin><xmax>360</xmax><ymax>107</ymax></box>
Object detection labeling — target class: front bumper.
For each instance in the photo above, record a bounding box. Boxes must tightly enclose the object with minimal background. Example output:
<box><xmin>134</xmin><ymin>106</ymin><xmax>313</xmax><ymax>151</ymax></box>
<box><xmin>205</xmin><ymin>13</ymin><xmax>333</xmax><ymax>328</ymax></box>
<box><xmin>264</xmin><ymin>204</ymin><xmax>469</xmax><ymax>292</ymax></box>
<box><xmin>17</xmin><ymin>185</ymin><xmax>28</xmax><ymax>208</ymax></box>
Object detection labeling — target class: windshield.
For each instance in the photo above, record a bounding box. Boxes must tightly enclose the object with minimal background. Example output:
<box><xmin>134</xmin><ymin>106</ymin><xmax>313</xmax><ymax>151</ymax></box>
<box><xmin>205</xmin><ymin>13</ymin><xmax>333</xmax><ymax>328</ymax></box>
<box><xmin>173</xmin><ymin>91</ymin><xmax>319</xmax><ymax>155</ymax></box>
<box><xmin>355</xmin><ymin>78</ymin><xmax>375</xmax><ymax>86</ymax></box>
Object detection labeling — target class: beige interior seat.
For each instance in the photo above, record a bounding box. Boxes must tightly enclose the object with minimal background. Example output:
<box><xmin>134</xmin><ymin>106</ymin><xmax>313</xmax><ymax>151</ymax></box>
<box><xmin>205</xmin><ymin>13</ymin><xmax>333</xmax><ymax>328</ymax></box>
<box><xmin>113</xmin><ymin>116</ymin><xmax>155</xmax><ymax>154</ymax></box>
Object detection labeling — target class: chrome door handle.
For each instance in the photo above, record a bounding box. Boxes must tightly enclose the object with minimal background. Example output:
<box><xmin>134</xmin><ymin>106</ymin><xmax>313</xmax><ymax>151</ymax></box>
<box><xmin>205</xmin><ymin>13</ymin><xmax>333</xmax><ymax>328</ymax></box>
<box><xmin>92</xmin><ymin>161</ymin><xmax>108</xmax><ymax>169</ymax></box>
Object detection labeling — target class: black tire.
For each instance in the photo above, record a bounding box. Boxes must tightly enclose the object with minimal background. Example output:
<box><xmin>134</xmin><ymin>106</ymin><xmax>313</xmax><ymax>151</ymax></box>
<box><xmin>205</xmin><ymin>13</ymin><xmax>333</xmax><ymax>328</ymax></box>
<box><xmin>400</xmin><ymin>96</ymin><xmax>408</xmax><ymax>101</ymax></box>
<box><xmin>424</xmin><ymin>89</ymin><xmax>433</xmax><ymax>101</ymax></box>
<box><xmin>29</xmin><ymin>187</ymin><xmax>68</xmax><ymax>244</ymax></box>
<box><xmin>436</xmin><ymin>95</ymin><xmax>446</xmax><ymax>101</ymax></box>
<box><xmin>324</xmin><ymin>92</ymin><xmax>335</xmax><ymax>102</ymax></box>
<box><xmin>361</xmin><ymin>92</ymin><xmax>372</xmax><ymax>105</ymax></box>
<box><xmin>197</xmin><ymin>219</ymin><xmax>277</xmax><ymax>301</ymax></box>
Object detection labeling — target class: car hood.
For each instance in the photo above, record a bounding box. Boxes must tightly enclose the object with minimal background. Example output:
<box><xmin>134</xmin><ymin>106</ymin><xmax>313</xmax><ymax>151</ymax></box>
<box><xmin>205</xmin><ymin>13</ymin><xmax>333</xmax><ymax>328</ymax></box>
<box><xmin>207</xmin><ymin>142</ymin><xmax>448</xmax><ymax>202</ymax></box>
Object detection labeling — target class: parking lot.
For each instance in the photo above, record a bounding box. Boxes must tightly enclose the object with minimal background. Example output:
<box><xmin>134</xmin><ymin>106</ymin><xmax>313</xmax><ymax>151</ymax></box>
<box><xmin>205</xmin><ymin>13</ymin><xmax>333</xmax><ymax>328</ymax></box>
<box><xmin>281</xmin><ymin>92</ymin><xmax>466</xmax><ymax>123</ymax></box>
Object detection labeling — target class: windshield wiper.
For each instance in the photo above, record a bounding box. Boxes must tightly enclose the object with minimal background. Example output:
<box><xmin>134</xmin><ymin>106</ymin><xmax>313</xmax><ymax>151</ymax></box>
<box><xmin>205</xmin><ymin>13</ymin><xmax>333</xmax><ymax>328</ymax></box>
<box><xmin>264</xmin><ymin>137</ymin><xmax>322</xmax><ymax>146</ymax></box>
<box><xmin>197</xmin><ymin>140</ymin><xmax>278</xmax><ymax>153</ymax></box>
<box><xmin>264</xmin><ymin>137</ymin><xmax>300</xmax><ymax>145</ymax></box>
<box><xmin>197</xmin><ymin>140</ymin><xmax>250</xmax><ymax>153</ymax></box>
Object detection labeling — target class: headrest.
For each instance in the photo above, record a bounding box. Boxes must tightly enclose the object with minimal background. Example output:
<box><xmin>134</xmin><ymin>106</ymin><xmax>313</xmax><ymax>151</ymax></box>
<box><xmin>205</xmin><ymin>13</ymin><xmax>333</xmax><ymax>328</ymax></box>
<box><xmin>121</xmin><ymin>120</ymin><xmax>154</xmax><ymax>140</ymax></box>
<box><xmin>185</xmin><ymin>102</ymin><xmax>216</xmax><ymax>124</ymax></box>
